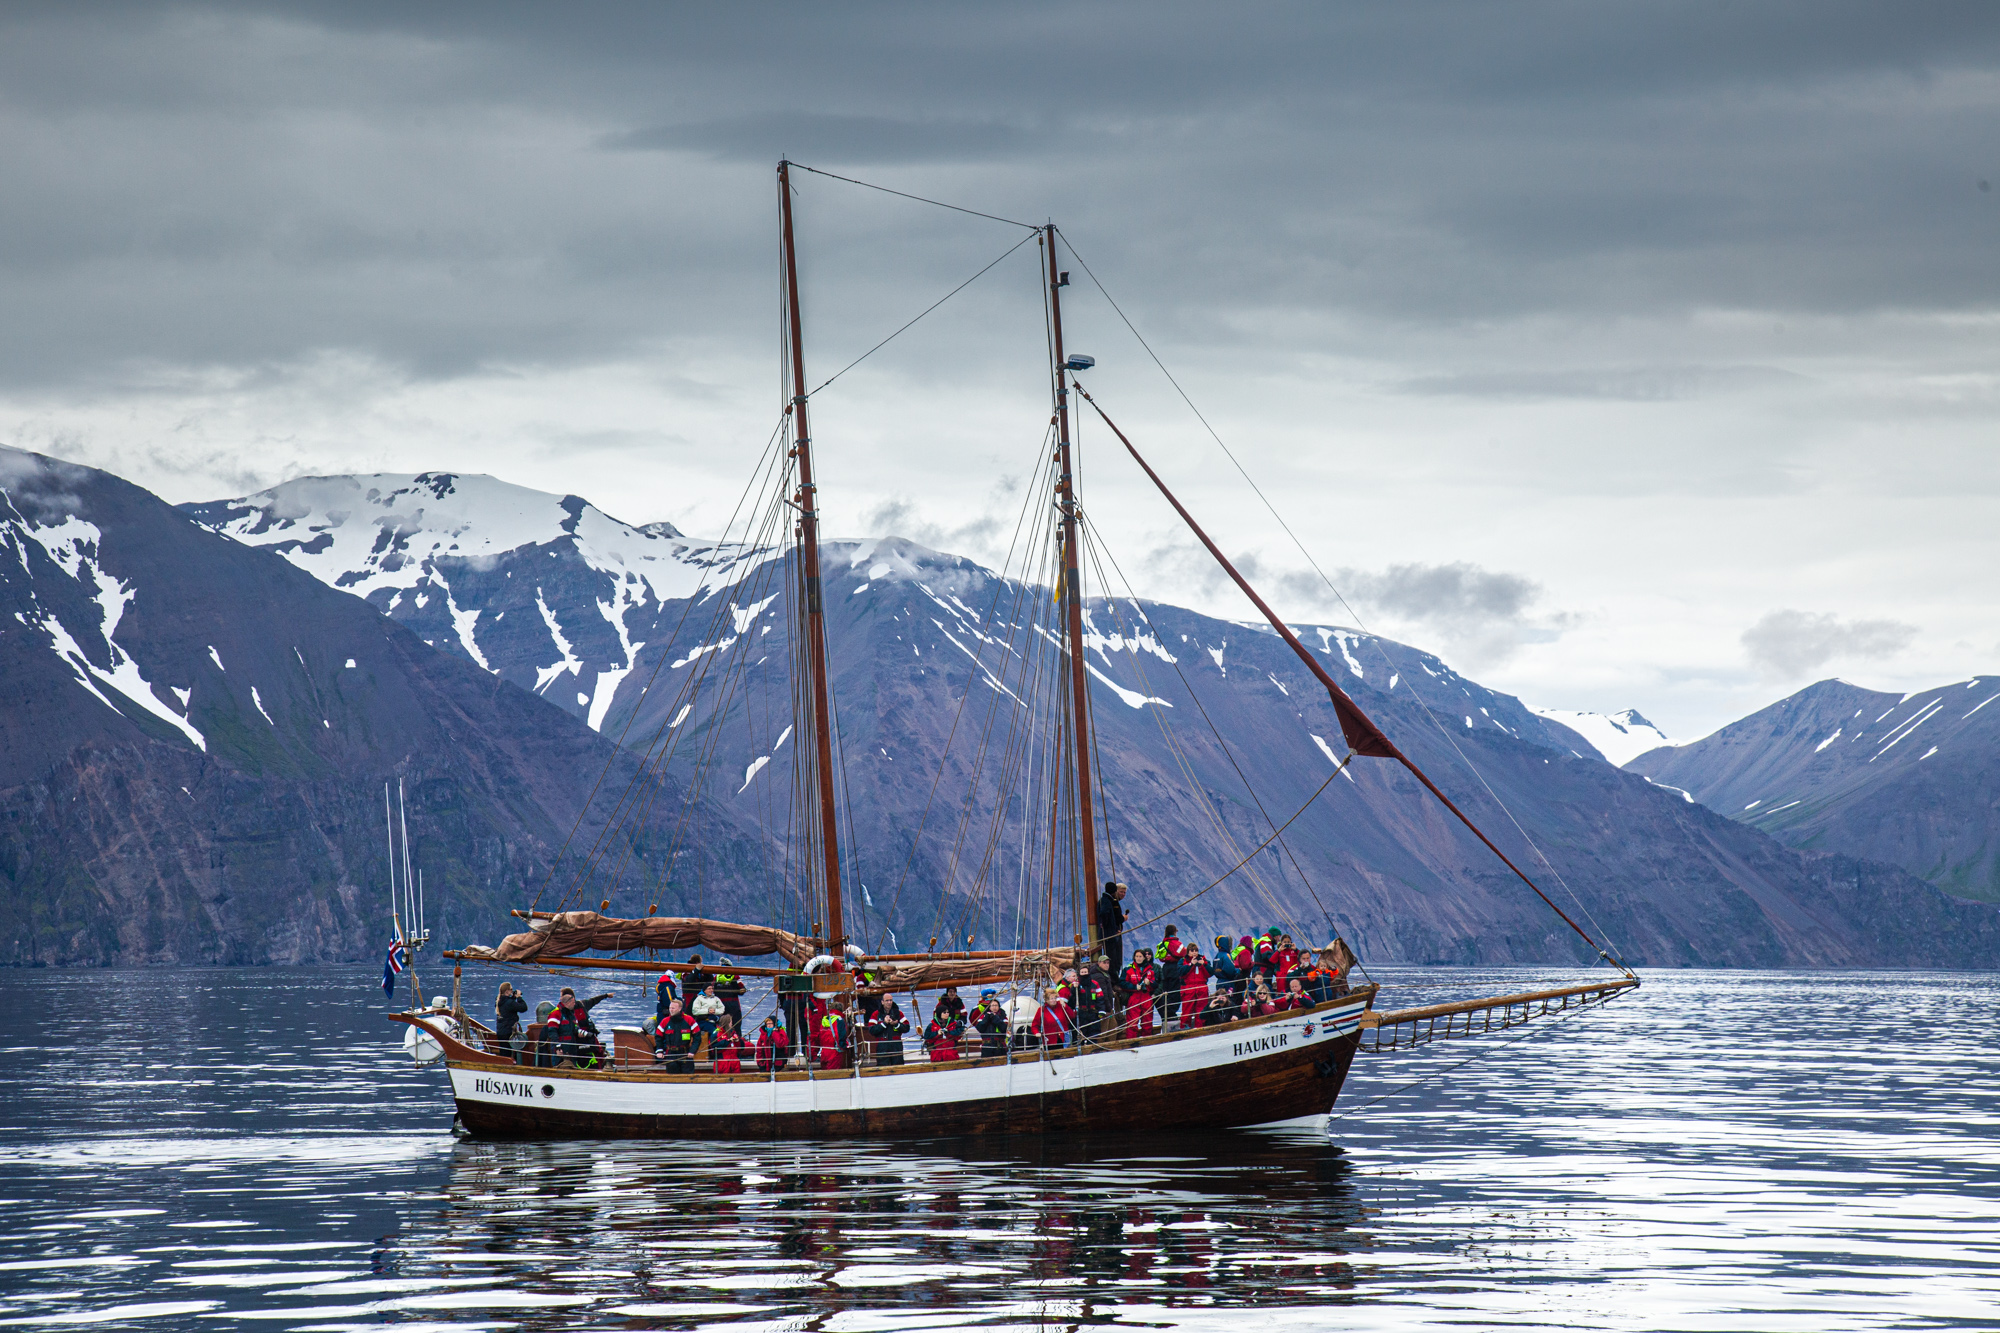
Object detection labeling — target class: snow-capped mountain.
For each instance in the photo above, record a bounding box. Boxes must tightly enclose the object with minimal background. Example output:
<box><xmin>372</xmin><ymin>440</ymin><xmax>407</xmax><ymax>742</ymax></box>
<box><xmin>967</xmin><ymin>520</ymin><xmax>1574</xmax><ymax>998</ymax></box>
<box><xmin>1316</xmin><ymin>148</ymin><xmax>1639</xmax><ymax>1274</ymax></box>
<box><xmin>1</xmin><ymin>448</ymin><xmax>759</xmax><ymax>965</ymax></box>
<box><xmin>1626</xmin><ymin>677</ymin><xmax>2000</xmax><ymax>903</ymax></box>
<box><xmin>1531</xmin><ymin>706</ymin><xmax>1678</xmax><ymax>767</ymax></box>
<box><xmin>181</xmin><ymin>473</ymin><xmax>772</xmax><ymax>732</ymax></box>
<box><xmin>170</xmin><ymin>470</ymin><xmax>2000</xmax><ymax>968</ymax></box>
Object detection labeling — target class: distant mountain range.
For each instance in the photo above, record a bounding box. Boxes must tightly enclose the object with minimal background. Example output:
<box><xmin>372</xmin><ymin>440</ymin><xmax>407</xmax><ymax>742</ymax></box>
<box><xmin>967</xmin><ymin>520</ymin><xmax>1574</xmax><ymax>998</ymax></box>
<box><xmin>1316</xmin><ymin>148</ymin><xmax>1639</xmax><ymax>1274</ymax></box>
<box><xmin>1627</xmin><ymin>677</ymin><xmax>2000</xmax><ymax>904</ymax></box>
<box><xmin>133</xmin><ymin>467</ymin><xmax>2000</xmax><ymax>970</ymax></box>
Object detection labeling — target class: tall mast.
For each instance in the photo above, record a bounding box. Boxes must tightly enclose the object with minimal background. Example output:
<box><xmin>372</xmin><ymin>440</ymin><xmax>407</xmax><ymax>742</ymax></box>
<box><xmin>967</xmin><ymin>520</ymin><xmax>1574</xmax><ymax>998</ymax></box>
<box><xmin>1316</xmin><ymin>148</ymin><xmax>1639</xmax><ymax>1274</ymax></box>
<box><xmin>1044</xmin><ymin>226</ymin><xmax>1102</xmax><ymax>948</ymax></box>
<box><xmin>777</xmin><ymin>160</ymin><xmax>847</xmax><ymax>950</ymax></box>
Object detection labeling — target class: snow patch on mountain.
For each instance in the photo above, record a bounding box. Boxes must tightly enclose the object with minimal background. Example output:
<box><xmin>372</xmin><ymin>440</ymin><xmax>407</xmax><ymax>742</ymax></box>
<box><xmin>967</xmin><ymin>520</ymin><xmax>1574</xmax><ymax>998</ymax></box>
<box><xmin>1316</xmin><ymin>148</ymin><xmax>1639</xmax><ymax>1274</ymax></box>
<box><xmin>1532</xmin><ymin>706</ymin><xmax>1677</xmax><ymax>767</ymax></box>
<box><xmin>184</xmin><ymin>472</ymin><xmax>778</xmax><ymax>731</ymax></box>
<box><xmin>0</xmin><ymin>503</ymin><xmax>207</xmax><ymax>750</ymax></box>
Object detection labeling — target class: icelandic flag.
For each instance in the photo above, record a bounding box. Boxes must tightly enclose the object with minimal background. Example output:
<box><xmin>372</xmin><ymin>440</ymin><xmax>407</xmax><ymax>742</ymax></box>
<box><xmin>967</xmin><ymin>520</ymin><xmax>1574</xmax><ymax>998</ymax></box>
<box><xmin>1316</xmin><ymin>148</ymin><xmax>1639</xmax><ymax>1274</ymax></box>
<box><xmin>382</xmin><ymin>940</ymin><xmax>408</xmax><ymax>996</ymax></box>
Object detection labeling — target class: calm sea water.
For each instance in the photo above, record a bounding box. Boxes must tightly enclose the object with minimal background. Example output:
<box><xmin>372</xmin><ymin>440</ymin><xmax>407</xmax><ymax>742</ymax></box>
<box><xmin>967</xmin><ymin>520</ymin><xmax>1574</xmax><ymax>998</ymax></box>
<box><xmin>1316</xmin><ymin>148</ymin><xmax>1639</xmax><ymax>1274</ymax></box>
<box><xmin>1</xmin><ymin>966</ymin><xmax>1995</xmax><ymax>1331</ymax></box>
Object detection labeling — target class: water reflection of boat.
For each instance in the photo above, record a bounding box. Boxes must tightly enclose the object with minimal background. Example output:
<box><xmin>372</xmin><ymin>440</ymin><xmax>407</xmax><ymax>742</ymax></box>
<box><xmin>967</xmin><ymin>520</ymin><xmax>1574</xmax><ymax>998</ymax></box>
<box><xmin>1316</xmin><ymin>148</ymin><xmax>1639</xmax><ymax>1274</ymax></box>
<box><xmin>394</xmin><ymin>160</ymin><xmax>1635</xmax><ymax>1139</ymax></box>
<box><xmin>431</xmin><ymin>1127</ymin><xmax>1372</xmax><ymax>1308</ymax></box>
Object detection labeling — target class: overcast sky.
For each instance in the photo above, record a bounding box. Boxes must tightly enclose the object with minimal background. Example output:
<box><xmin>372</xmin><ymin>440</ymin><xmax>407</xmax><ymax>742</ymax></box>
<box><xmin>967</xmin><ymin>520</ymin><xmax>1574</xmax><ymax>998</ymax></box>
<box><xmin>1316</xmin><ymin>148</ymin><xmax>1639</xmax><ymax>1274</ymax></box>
<box><xmin>4</xmin><ymin>1</ymin><xmax>1996</xmax><ymax>739</ymax></box>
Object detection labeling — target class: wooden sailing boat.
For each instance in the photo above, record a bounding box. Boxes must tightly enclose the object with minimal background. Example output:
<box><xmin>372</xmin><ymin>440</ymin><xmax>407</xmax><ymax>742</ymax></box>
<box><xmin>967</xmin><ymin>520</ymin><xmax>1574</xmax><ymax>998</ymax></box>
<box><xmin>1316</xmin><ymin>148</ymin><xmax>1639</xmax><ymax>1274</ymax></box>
<box><xmin>392</xmin><ymin>161</ymin><xmax>1637</xmax><ymax>1139</ymax></box>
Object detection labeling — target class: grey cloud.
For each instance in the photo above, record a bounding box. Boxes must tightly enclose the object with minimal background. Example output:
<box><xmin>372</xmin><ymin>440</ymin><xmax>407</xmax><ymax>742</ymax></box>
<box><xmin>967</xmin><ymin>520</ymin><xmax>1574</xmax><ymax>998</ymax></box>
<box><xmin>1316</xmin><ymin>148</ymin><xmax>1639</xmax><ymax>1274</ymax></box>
<box><xmin>1336</xmin><ymin>563</ymin><xmax>1541</xmax><ymax>623</ymax></box>
<box><xmin>1741</xmin><ymin>610</ymin><xmax>1917</xmax><ymax>679</ymax></box>
<box><xmin>604</xmin><ymin>113</ymin><xmax>1036</xmax><ymax>165</ymax></box>
<box><xmin>1144</xmin><ymin>545</ymin><xmax>1569</xmax><ymax>668</ymax></box>
<box><xmin>1</xmin><ymin>2</ymin><xmax>1999</xmax><ymax>396</ymax></box>
<box><xmin>1402</xmin><ymin>365</ymin><xmax>1813</xmax><ymax>402</ymax></box>
<box><xmin>863</xmin><ymin>490</ymin><xmax>1013</xmax><ymax>563</ymax></box>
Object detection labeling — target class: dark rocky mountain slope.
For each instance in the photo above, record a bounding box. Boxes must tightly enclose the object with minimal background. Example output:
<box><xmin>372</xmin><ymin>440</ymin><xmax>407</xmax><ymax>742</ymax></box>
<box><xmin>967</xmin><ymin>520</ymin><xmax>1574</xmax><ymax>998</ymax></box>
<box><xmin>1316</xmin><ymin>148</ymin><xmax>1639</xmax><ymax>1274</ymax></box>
<box><xmin>1627</xmin><ymin>677</ymin><xmax>2000</xmax><ymax>904</ymax></box>
<box><xmin>0</xmin><ymin>449</ymin><xmax>755</xmax><ymax>966</ymax></box>
<box><xmin>186</xmin><ymin>473</ymin><xmax>2000</xmax><ymax>968</ymax></box>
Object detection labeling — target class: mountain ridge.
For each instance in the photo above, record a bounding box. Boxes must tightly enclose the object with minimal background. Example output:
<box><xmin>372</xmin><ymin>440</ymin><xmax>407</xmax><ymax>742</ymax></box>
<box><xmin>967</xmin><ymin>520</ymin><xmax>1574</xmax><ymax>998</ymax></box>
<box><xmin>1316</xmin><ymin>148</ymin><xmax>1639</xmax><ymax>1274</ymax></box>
<box><xmin>2</xmin><ymin>448</ymin><xmax>762</xmax><ymax>966</ymax></box>
<box><xmin>164</xmin><ymin>468</ymin><xmax>2000</xmax><ymax>969</ymax></box>
<box><xmin>1626</xmin><ymin>676</ymin><xmax>2000</xmax><ymax>903</ymax></box>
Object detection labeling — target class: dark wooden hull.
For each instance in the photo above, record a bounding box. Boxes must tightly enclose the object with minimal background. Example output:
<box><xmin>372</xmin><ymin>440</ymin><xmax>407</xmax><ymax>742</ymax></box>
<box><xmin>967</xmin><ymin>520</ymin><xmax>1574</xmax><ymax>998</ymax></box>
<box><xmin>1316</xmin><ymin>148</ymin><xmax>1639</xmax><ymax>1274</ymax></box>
<box><xmin>436</xmin><ymin>993</ymin><xmax>1374</xmax><ymax>1141</ymax></box>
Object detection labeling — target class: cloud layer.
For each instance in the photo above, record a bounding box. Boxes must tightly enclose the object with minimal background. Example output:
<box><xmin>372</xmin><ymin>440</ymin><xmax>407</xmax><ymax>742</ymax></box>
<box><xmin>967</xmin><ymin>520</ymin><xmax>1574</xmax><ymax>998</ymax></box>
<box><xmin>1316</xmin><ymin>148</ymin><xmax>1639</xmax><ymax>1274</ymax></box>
<box><xmin>0</xmin><ymin>2</ymin><xmax>1992</xmax><ymax>735</ymax></box>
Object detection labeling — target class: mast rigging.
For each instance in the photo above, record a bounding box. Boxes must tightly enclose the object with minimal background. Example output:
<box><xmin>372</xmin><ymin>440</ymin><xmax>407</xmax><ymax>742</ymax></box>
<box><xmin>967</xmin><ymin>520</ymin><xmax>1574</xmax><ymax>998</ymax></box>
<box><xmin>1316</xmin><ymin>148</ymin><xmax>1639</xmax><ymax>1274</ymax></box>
<box><xmin>1044</xmin><ymin>227</ymin><xmax>1102</xmax><ymax>951</ymax></box>
<box><xmin>778</xmin><ymin>159</ymin><xmax>847</xmax><ymax>950</ymax></box>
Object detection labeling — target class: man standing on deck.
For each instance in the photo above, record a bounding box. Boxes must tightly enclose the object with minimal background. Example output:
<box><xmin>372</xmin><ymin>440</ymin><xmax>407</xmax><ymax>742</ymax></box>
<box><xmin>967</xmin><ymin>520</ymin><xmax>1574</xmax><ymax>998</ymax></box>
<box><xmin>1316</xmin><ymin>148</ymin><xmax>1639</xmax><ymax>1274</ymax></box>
<box><xmin>1096</xmin><ymin>880</ymin><xmax>1128</xmax><ymax>974</ymax></box>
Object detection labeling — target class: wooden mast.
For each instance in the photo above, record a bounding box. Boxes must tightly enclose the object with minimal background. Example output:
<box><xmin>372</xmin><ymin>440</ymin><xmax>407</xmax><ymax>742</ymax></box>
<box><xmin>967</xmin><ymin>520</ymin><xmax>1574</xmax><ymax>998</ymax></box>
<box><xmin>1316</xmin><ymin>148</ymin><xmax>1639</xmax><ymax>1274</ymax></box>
<box><xmin>778</xmin><ymin>160</ymin><xmax>846</xmax><ymax>950</ymax></box>
<box><xmin>1044</xmin><ymin>226</ymin><xmax>1102</xmax><ymax>949</ymax></box>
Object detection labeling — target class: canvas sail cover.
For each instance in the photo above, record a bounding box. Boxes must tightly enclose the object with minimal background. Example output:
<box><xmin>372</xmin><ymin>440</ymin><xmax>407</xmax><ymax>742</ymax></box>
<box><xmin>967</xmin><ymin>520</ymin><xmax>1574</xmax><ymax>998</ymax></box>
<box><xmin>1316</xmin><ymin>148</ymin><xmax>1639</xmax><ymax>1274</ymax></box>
<box><xmin>460</xmin><ymin>911</ymin><xmax>1079</xmax><ymax>987</ymax></box>
<box><xmin>461</xmin><ymin>913</ymin><xmax>815</xmax><ymax>966</ymax></box>
<box><xmin>861</xmin><ymin>948</ymin><xmax>1080</xmax><ymax>992</ymax></box>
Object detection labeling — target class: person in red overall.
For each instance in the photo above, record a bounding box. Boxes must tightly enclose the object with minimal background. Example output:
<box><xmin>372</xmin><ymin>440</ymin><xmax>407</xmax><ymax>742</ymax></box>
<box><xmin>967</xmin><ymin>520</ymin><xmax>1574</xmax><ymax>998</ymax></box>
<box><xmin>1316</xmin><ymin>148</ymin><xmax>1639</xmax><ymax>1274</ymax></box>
<box><xmin>813</xmin><ymin>1000</ymin><xmax>851</xmax><ymax>1070</ymax></box>
<box><xmin>1030</xmin><ymin>989</ymin><xmax>1074</xmax><ymax>1049</ymax></box>
<box><xmin>1274</xmin><ymin>935</ymin><xmax>1301</xmax><ymax>986</ymax></box>
<box><xmin>1121</xmin><ymin>950</ymin><xmax>1158</xmax><ymax>1039</ymax></box>
<box><xmin>754</xmin><ymin>1013</ymin><xmax>791</xmax><ymax>1071</ymax></box>
<box><xmin>1178</xmin><ymin>949</ymin><xmax>1211</xmax><ymax>1023</ymax></box>
<box><xmin>923</xmin><ymin>1012</ymin><xmax>964</xmax><ymax>1062</ymax></box>
<box><xmin>1275</xmin><ymin>977</ymin><xmax>1313</xmax><ymax>1012</ymax></box>
<box><xmin>709</xmin><ymin>1015</ymin><xmax>749</xmax><ymax>1072</ymax></box>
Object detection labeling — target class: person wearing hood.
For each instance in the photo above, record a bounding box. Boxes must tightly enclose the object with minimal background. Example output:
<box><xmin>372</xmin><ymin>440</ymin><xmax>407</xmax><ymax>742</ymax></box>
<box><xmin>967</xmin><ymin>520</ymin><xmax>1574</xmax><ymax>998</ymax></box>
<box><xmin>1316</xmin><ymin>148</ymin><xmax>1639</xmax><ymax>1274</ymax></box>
<box><xmin>1096</xmin><ymin>880</ymin><xmax>1128</xmax><ymax>974</ymax></box>
<box><xmin>1156</xmin><ymin>927</ymin><xmax>1190</xmax><ymax>1028</ymax></box>
<box><xmin>814</xmin><ymin>997</ymin><xmax>853</xmax><ymax>1070</ymax></box>
<box><xmin>713</xmin><ymin>969</ymin><xmax>746</xmax><ymax>1030</ymax></box>
<box><xmin>922</xmin><ymin>1008</ymin><xmax>965</xmax><ymax>1062</ymax></box>
<box><xmin>1210</xmin><ymin>935</ymin><xmax>1243</xmax><ymax>999</ymax></box>
<box><xmin>1231</xmin><ymin>937</ymin><xmax>1257</xmax><ymax>997</ymax></box>
<box><xmin>754</xmin><ymin>1012</ymin><xmax>791</xmax><ymax>1072</ymax></box>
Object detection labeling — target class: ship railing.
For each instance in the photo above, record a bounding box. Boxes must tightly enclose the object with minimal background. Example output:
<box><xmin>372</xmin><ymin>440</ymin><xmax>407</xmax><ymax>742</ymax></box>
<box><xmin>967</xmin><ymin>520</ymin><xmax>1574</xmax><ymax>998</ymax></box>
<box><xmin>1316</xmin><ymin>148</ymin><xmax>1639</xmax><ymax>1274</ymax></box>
<box><xmin>1358</xmin><ymin>978</ymin><xmax>1636</xmax><ymax>1055</ymax></box>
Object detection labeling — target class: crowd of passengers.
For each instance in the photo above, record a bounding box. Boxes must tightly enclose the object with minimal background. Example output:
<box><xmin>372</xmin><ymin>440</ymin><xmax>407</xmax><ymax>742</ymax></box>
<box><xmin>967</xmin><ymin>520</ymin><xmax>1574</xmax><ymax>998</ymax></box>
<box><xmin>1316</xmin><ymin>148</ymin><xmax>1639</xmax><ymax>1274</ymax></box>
<box><xmin>491</xmin><ymin>922</ymin><xmax>1353</xmax><ymax>1073</ymax></box>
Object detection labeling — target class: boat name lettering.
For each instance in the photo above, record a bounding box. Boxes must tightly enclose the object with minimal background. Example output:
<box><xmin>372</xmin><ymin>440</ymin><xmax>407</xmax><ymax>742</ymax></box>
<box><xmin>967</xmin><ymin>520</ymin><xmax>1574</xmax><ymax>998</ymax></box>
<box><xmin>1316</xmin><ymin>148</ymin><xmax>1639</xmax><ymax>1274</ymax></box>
<box><xmin>1233</xmin><ymin>1033</ymin><xmax>1288</xmax><ymax>1058</ymax></box>
<box><xmin>473</xmin><ymin>1077</ymin><xmax>537</xmax><ymax>1098</ymax></box>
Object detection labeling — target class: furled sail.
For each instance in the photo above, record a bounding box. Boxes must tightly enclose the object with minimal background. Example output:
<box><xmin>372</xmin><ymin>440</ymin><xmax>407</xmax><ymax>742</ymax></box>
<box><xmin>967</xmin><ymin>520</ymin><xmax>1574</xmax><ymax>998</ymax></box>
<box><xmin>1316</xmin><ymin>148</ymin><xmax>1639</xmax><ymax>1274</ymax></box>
<box><xmin>461</xmin><ymin>913</ymin><xmax>815</xmax><ymax>966</ymax></box>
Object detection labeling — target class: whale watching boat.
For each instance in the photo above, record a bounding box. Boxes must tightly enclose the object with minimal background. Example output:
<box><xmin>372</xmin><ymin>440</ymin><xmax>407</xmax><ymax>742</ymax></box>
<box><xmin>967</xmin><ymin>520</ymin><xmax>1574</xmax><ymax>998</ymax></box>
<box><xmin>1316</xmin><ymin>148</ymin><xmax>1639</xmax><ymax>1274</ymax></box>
<box><xmin>390</xmin><ymin>161</ymin><xmax>1638</xmax><ymax>1139</ymax></box>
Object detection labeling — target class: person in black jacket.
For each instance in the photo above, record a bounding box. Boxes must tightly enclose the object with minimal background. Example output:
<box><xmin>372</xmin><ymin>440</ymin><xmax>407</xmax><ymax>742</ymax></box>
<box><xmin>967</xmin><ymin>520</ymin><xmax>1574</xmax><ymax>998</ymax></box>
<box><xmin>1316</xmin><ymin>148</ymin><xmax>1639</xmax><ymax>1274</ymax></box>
<box><xmin>545</xmin><ymin>988</ymin><xmax>605</xmax><ymax>1069</ymax></box>
<box><xmin>866</xmin><ymin>998</ymin><xmax>912</xmax><ymax>1065</ymax></box>
<box><xmin>713</xmin><ymin>969</ymin><xmax>746</xmax><ymax>1030</ymax></box>
<box><xmin>494</xmin><ymin>983</ymin><xmax>529</xmax><ymax>1063</ymax></box>
<box><xmin>682</xmin><ymin>955</ymin><xmax>715</xmax><ymax>1004</ymax></box>
<box><xmin>652</xmin><ymin>999</ymin><xmax>700</xmax><ymax>1072</ymax></box>
<box><xmin>655</xmin><ymin>969</ymin><xmax>679</xmax><ymax>1019</ymax></box>
<box><xmin>1073</xmin><ymin>955</ymin><xmax>1127</xmax><ymax>1043</ymax></box>
<box><xmin>1096</xmin><ymin>881</ymin><xmax>1128</xmax><ymax>974</ymax></box>
<box><xmin>970</xmin><ymin>989</ymin><xmax>1009</xmax><ymax>1059</ymax></box>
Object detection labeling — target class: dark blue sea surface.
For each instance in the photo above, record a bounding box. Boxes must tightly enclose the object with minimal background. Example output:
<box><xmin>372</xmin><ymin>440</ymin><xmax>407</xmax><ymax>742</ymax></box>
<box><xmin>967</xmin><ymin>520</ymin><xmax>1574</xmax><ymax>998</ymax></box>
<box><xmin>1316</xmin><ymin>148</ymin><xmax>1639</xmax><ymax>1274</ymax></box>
<box><xmin>1</xmin><ymin>966</ymin><xmax>1994</xmax><ymax>1331</ymax></box>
